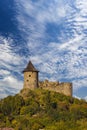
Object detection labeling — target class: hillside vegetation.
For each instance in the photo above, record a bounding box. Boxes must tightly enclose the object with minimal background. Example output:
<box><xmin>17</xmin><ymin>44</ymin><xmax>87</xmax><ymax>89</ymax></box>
<box><xmin>0</xmin><ymin>88</ymin><xmax>87</xmax><ymax>130</ymax></box>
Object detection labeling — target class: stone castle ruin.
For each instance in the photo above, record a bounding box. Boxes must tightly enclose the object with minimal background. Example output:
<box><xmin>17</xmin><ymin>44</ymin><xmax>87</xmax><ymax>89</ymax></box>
<box><xmin>23</xmin><ymin>61</ymin><xmax>72</xmax><ymax>96</ymax></box>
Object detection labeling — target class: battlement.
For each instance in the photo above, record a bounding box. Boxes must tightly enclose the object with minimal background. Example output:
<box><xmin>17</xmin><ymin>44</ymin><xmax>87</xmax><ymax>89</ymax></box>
<box><xmin>39</xmin><ymin>80</ymin><xmax>72</xmax><ymax>96</ymax></box>
<box><xmin>23</xmin><ymin>61</ymin><xmax>73</xmax><ymax>97</ymax></box>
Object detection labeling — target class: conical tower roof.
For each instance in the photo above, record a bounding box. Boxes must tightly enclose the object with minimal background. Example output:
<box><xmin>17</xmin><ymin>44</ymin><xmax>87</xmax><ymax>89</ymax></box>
<box><xmin>23</xmin><ymin>61</ymin><xmax>39</xmax><ymax>73</ymax></box>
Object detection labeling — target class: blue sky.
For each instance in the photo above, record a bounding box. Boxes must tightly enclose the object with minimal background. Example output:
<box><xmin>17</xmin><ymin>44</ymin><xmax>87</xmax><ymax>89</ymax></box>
<box><xmin>0</xmin><ymin>0</ymin><xmax>87</xmax><ymax>99</ymax></box>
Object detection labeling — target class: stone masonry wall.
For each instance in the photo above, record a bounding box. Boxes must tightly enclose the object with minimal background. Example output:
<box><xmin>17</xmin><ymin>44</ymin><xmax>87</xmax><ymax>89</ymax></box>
<box><xmin>24</xmin><ymin>72</ymin><xmax>38</xmax><ymax>89</ymax></box>
<box><xmin>39</xmin><ymin>80</ymin><xmax>72</xmax><ymax>96</ymax></box>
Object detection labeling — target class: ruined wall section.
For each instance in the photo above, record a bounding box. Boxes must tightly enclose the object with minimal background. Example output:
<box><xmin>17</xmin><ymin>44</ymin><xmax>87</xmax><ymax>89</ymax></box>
<box><xmin>39</xmin><ymin>80</ymin><xmax>72</xmax><ymax>96</ymax></box>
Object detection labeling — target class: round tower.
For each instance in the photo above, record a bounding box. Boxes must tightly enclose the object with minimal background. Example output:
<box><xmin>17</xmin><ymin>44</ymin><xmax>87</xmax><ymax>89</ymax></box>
<box><xmin>23</xmin><ymin>61</ymin><xmax>39</xmax><ymax>89</ymax></box>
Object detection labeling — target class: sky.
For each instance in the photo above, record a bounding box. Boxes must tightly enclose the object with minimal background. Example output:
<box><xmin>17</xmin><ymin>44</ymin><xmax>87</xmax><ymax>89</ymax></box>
<box><xmin>0</xmin><ymin>0</ymin><xmax>87</xmax><ymax>99</ymax></box>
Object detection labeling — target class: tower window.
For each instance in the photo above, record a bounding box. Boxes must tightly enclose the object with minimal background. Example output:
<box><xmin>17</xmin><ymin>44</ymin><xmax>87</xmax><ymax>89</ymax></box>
<box><xmin>29</xmin><ymin>75</ymin><xmax>31</xmax><ymax>77</ymax></box>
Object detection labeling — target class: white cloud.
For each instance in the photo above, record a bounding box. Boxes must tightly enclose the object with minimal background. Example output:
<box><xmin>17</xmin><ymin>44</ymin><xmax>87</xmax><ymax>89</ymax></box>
<box><xmin>73</xmin><ymin>78</ymin><xmax>87</xmax><ymax>91</ymax></box>
<box><xmin>59</xmin><ymin>34</ymin><xmax>84</xmax><ymax>50</ymax></box>
<box><xmin>0</xmin><ymin>36</ymin><xmax>26</xmax><ymax>71</ymax></box>
<box><xmin>84</xmin><ymin>96</ymin><xmax>87</xmax><ymax>101</ymax></box>
<box><xmin>0</xmin><ymin>70</ymin><xmax>10</xmax><ymax>76</ymax></box>
<box><xmin>0</xmin><ymin>93</ymin><xmax>8</xmax><ymax>99</ymax></box>
<box><xmin>0</xmin><ymin>37</ymin><xmax>17</xmax><ymax>63</ymax></box>
<box><xmin>0</xmin><ymin>36</ymin><xmax>24</xmax><ymax>98</ymax></box>
<box><xmin>0</xmin><ymin>75</ymin><xmax>23</xmax><ymax>99</ymax></box>
<box><xmin>73</xmin><ymin>95</ymin><xmax>81</xmax><ymax>100</ymax></box>
<box><xmin>2</xmin><ymin>76</ymin><xmax>23</xmax><ymax>89</ymax></box>
<box><xmin>15</xmin><ymin>0</ymin><xmax>87</xmax><ymax>100</ymax></box>
<box><xmin>1</xmin><ymin>0</ymin><xmax>87</xmax><ymax>99</ymax></box>
<box><xmin>17</xmin><ymin>0</ymin><xmax>68</xmax><ymax>24</ymax></box>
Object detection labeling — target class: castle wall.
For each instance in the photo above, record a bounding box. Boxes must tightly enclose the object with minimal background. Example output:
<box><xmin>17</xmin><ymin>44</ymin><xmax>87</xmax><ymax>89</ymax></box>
<box><xmin>39</xmin><ymin>80</ymin><xmax>72</xmax><ymax>96</ymax></box>
<box><xmin>23</xmin><ymin>71</ymin><xmax>38</xmax><ymax>89</ymax></box>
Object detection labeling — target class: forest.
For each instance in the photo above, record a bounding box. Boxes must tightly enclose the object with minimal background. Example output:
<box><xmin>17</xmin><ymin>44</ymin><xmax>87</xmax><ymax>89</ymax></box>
<box><xmin>0</xmin><ymin>88</ymin><xmax>87</xmax><ymax>130</ymax></box>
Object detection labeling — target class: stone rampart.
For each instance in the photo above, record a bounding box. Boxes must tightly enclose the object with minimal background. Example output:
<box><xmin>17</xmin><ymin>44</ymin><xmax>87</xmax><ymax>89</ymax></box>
<box><xmin>39</xmin><ymin>80</ymin><xmax>72</xmax><ymax>96</ymax></box>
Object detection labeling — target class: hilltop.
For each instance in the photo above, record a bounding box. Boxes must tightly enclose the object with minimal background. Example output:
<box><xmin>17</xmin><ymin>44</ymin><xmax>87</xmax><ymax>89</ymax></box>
<box><xmin>0</xmin><ymin>88</ymin><xmax>87</xmax><ymax>130</ymax></box>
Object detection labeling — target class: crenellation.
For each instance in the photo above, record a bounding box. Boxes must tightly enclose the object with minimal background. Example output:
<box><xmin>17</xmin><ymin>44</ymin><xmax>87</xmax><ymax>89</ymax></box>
<box><xmin>39</xmin><ymin>80</ymin><xmax>72</xmax><ymax>96</ymax></box>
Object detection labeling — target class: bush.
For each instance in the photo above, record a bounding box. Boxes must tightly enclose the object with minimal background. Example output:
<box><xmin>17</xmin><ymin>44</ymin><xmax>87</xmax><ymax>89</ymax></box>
<box><xmin>0</xmin><ymin>95</ymin><xmax>24</xmax><ymax>115</ymax></box>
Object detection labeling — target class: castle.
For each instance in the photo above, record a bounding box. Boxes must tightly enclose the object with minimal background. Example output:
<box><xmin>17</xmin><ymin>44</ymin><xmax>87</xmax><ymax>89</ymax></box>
<box><xmin>23</xmin><ymin>61</ymin><xmax>72</xmax><ymax>96</ymax></box>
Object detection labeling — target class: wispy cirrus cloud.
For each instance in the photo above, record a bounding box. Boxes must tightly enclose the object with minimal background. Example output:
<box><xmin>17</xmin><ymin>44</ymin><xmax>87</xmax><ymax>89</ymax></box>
<box><xmin>0</xmin><ymin>36</ymin><xmax>26</xmax><ymax>69</ymax></box>
<box><xmin>0</xmin><ymin>36</ymin><xmax>24</xmax><ymax>98</ymax></box>
<box><xmin>17</xmin><ymin>0</ymin><xmax>68</xmax><ymax>23</ymax></box>
<box><xmin>0</xmin><ymin>0</ymin><xmax>87</xmax><ymax>99</ymax></box>
<box><xmin>16</xmin><ymin>0</ymin><xmax>87</xmax><ymax>94</ymax></box>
